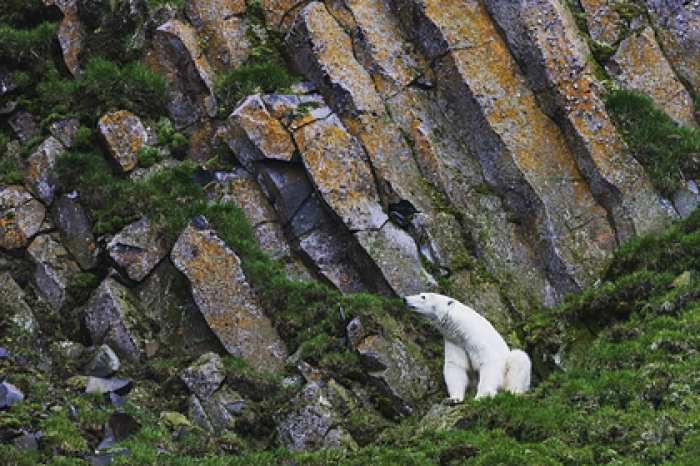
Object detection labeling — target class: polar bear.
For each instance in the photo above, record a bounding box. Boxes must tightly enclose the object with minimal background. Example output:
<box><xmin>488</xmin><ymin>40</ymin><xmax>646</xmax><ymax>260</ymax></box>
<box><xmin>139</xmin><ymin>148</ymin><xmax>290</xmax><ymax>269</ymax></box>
<box><xmin>404</xmin><ymin>292</ymin><xmax>531</xmax><ymax>402</ymax></box>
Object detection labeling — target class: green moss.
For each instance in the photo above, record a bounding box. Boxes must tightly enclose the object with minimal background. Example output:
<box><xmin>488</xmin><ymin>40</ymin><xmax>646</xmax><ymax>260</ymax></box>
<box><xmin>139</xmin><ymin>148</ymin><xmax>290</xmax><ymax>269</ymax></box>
<box><xmin>612</xmin><ymin>2</ymin><xmax>647</xmax><ymax>22</ymax></box>
<box><xmin>216</xmin><ymin>62</ymin><xmax>297</xmax><ymax>110</ymax></box>
<box><xmin>136</xmin><ymin>145</ymin><xmax>162</xmax><ymax>168</ymax></box>
<box><xmin>0</xmin><ymin>156</ymin><xmax>23</xmax><ymax>185</ymax></box>
<box><xmin>606</xmin><ymin>89</ymin><xmax>700</xmax><ymax>197</ymax></box>
<box><xmin>587</xmin><ymin>38</ymin><xmax>617</xmax><ymax>63</ymax></box>
<box><xmin>0</xmin><ymin>22</ymin><xmax>57</xmax><ymax>63</ymax></box>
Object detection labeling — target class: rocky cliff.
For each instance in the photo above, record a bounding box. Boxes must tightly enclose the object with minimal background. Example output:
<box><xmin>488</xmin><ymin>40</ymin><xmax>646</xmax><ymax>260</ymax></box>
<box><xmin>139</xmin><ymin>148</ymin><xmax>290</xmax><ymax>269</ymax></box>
<box><xmin>1</xmin><ymin>0</ymin><xmax>700</xmax><ymax>462</ymax></box>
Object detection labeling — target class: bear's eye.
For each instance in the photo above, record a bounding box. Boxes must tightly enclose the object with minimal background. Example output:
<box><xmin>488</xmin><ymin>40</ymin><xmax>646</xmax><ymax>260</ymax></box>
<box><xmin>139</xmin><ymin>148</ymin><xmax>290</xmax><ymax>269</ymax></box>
<box><xmin>447</xmin><ymin>300</ymin><xmax>454</xmax><ymax>306</ymax></box>
<box><xmin>421</xmin><ymin>295</ymin><xmax>426</xmax><ymax>300</ymax></box>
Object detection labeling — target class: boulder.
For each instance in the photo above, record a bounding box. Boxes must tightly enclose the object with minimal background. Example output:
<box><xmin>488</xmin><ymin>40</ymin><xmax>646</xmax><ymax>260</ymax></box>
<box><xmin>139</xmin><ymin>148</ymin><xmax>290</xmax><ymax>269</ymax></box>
<box><xmin>354</xmin><ymin>332</ymin><xmax>431</xmax><ymax>416</ymax></box>
<box><xmin>0</xmin><ymin>272</ymin><xmax>38</xmax><ymax>336</ymax></box>
<box><xmin>26</xmin><ymin>233</ymin><xmax>81</xmax><ymax>309</ymax></box>
<box><xmin>276</xmin><ymin>382</ymin><xmax>358</xmax><ymax>451</ymax></box>
<box><xmin>23</xmin><ymin>136</ymin><xmax>65</xmax><ymax>205</ymax></box>
<box><xmin>86</xmin><ymin>344</ymin><xmax>120</xmax><ymax>377</ymax></box>
<box><xmin>171</xmin><ymin>216</ymin><xmax>287</xmax><ymax>374</ymax></box>
<box><xmin>98</xmin><ymin>110</ymin><xmax>147</xmax><ymax>172</ymax></box>
<box><xmin>107</xmin><ymin>218</ymin><xmax>169</xmax><ymax>282</ymax></box>
<box><xmin>0</xmin><ymin>186</ymin><xmax>46</xmax><ymax>250</ymax></box>
<box><xmin>225</xmin><ymin>94</ymin><xmax>297</xmax><ymax>170</ymax></box>
<box><xmin>83</xmin><ymin>277</ymin><xmax>152</xmax><ymax>363</ymax></box>
<box><xmin>180</xmin><ymin>352</ymin><xmax>226</xmax><ymax>398</ymax></box>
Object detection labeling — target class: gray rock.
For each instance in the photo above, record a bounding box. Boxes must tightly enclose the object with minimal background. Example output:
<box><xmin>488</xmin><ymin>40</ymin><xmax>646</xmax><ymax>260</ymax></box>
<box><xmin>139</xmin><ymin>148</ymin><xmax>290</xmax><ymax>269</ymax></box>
<box><xmin>354</xmin><ymin>332</ymin><xmax>431</xmax><ymax>416</ymax></box>
<box><xmin>187</xmin><ymin>385</ymin><xmax>245</xmax><ymax>433</ymax></box>
<box><xmin>0</xmin><ymin>186</ymin><xmax>46</xmax><ymax>250</ymax></box>
<box><xmin>107</xmin><ymin>218</ymin><xmax>168</xmax><ymax>282</ymax></box>
<box><xmin>180</xmin><ymin>352</ymin><xmax>225</xmax><ymax>398</ymax></box>
<box><xmin>83</xmin><ymin>277</ymin><xmax>152</xmax><ymax>363</ymax></box>
<box><xmin>9</xmin><ymin>111</ymin><xmax>39</xmax><ymax>145</ymax></box>
<box><xmin>673</xmin><ymin>180</ymin><xmax>700</xmax><ymax>219</ymax></box>
<box><xmin>49</xmin><ymin>118</ymin><xmax>82</xmax><ymax>149</ymax></box>
<box><xmin>52</xmin><ymin>193</ymin><xmax>98</xmax><ymax>270</ymax></box>
<box><xmin>276</xmin><ymin>382</ymin><xmax>358</xmax><ymax>451</ymax></box>
<box><xmin>52</xmin><ymin>341</ymin><xmax>86</xmax><ymax>360</ymax></box>
<box><xmin>0</xmin><ymin>272</ymin><xmax>38</xmax><ymax>336</ymax></box>
<box><xmin>0</xmin><ymin>68</ymin><xmax>16</xmax><ymax>95</ymax></box>
<box><xmin>85</xmin><ymin>377</ymin><xmax>132</xmax><ymax>395</ymax></box>
<box><xmin>0</xmin><ymin>382</ymin><xmax>24</xmax><ymax>408</ymax></box>
<box><xmin>26</xmin><ymin>232</ymin><xmax>81</xmax><ymax>310</ymax></box>
<box><xmin>23</xmin><ymin>136</ymin><xmax>66</xmax><ymax>205</ymax></box>
<box><xmin>86</xmin><ymin>344</ymin><xmax>120</xmax><ymax>377</ymax></box>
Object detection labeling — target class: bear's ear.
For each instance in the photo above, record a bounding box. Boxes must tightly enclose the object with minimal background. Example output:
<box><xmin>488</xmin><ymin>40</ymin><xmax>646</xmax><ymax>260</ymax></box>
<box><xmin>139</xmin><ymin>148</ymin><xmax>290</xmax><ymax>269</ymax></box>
<box><xmin>447</xmin><ymin>300</ymin><xmax>454</xmax><ymax>306</ymax></box>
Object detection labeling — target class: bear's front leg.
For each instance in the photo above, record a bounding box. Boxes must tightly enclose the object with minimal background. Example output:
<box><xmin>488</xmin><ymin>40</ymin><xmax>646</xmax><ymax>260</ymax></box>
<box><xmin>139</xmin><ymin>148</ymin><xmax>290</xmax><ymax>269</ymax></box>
<box><xmin>444</xmin><ymin>339</ymin><xmax>470</xmax><ymax>403</ymax></box>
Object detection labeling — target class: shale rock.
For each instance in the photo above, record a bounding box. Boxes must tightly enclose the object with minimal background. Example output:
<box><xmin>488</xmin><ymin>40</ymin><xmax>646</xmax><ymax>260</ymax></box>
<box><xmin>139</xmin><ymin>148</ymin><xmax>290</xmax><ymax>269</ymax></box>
<box><xmin>98</xmin><ymin>111</ymin><xmax>147</xmax><ymax>172</ymax></box>
<box><xmin>27</xmin><ymin>233</ymin><xmax>81</xmax><ymax>309</ymax></box>
<box><xmin>107</xmin><ymin>218</ymin><xmax>169</xmax><ymax>282</ymax></box>
<box><xmin>171</xmin><ymin>216</ymin><xmax>287</xmax><ymax>374</ymax></box>
<box><xmin>0</xmin><ymin>186</ymin><xmax>46</xmax><ymax>250</ymax></box>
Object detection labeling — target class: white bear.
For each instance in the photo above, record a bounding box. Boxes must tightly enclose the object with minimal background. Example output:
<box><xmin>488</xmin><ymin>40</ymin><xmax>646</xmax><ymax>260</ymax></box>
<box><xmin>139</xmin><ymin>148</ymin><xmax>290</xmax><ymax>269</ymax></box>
<box><xmin>404</xmin><ymin>292</ymin><xmax>531</xmax><ymax>402</ymax></box>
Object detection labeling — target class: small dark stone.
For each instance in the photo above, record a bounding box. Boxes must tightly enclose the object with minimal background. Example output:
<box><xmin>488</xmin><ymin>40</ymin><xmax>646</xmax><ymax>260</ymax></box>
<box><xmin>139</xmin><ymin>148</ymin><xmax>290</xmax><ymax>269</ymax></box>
<box><xmin>86</xmin><ymin>447</ymin><xmax>130</xmax><ymax>466</ymax></box>
<box><xmin>0</xmin><ymin>382</ymin><xmax>24</xmax><ymax>408</ymax></box>
<box><xmin>109</xmin><ymin>412</ymin><xmax>140</xmax><ymax>442</ymax></box>
<box><xmin>11</xmin><ymin>431</ymin><xmax>39</xmax><ymax>451</ymax></box>
<box><xmin>190</xmin><ymin>215</ymin><xmax>210</xmax><ymax>230</ymax></box>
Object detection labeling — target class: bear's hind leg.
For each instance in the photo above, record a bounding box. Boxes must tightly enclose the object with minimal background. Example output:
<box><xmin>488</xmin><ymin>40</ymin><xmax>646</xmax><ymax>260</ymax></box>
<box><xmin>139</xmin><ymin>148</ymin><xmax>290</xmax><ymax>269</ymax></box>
<box><xmin>444</xmin><ymin>340</ymin><xmax>470</xmax><ymax>404</ymax></box>
<box><xmin>475</xmin><ymin>360</ymin><xmax>506</xmax><ymax>399</ymax></box>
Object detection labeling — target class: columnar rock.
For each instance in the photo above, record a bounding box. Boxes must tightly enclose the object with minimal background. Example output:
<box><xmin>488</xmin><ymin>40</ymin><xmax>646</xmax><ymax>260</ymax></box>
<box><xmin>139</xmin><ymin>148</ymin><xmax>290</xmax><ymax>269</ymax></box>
<box><xmin>225</xmin><ymin>95</ymin><xmax>297</xmax><ymax>169</ymax></box>
<box><xmin>98</xmin><ymin>111</ymin><xmax>147</xmax><ymax>172</ymax></box>
<box><xmin>606</xmin><ymin>27</ymin><xmax>697</xmax><ymax>128</ymax></box>
<box><xmin>23</xmin><ymin>136</ymin><xmax>65</xmax><ymax>205</ymax></box>
<box><xmin>639</xmin><ymin>0</ymin><xmax>700</xmax><ymax>95</ymax></box>
<box><xmin>171</xmin><ymin>216</ymin><xmax>287</xmax><ymax>374</ymax></box>
<box><xmin>27</xmin><ymin>233</ymin><xmax>81</xmax><ymax>310</ymax></box>
<box><xmin>222</xmin><ymin>97</ymin><xmax>394</xmax><ymax>296</ymax></box>
<box><xmin>50</xmin><ymin>0</ymin><xmax>86</xmax><ymax>76</ymax></box>
<box><xmin>261</xmin><ymin>0</ymin><xmax>305</xmax><ymax>31</ymax></box>
<box><xmin>52</xmin><ymin>194</ymin><xmax>98</xmax><ymax>270</ymax></box>
<box><xmin>184</xmin><ymin>0</ymin><xmax>250</xmax><ymax>71</ymax></box>
<box><xmin>579</xmin><ymin>0</ymin><xmax>623</xmax><ymax>44</ymax></box>
<box><xmin>107</xmin><ymin>218</ymin><xmax>169</xmax><ymax>282</ymax></box>
<box><xmin>342</xmin><ymin>0</ymin><xmax>536</xmax><ymax>313</ymax></box>
<box><xmin>484</xmin><ymin>0</ymin><xmax>676</xmax><ymax>241</ymax></box>
<box><xmin>83</xmin><ymin>277</ymin><xmax>152</xmax><ymax>364</ymax></box>
<box><xmin>0</xmin><ymin>186</ymin><xmax>46</xmax><ymax>250</ymax></box>
<box><xmin>145</xmin><ymin>19</ymin><xmax>217</xmax><ymax>129</ymax></box>
<box><xmin>212</xmin><ymin>169</ymin><xmax>314</xmax><ymax>282</ymax></box>
<box><xmin>393</xmin><ymin>0</ymin><xmax>618</xmax><ymax>293</ymax></box>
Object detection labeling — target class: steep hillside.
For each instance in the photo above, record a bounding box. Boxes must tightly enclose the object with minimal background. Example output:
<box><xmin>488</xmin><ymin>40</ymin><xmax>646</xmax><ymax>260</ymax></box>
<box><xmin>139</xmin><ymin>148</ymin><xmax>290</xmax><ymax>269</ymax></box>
<box><xmin>1</xmin><ymin>0</ymin><xmax>700</xmax><ymax>464</ymax></box>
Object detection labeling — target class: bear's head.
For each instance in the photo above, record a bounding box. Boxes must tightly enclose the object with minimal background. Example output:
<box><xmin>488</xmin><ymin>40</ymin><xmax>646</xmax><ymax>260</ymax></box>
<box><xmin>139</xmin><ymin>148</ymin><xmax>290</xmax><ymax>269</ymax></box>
<box><xmin>403</xmin><ymin>292</ymin><xmax>456</xmax><ymax>320</ymax></box>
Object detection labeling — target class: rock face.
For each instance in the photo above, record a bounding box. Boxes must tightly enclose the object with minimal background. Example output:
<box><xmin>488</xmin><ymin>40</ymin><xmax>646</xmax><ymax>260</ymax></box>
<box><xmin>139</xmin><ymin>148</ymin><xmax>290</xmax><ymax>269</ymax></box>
<box><xmin>98</xmin><ymin>111</ymin><xmax>147</xmax><ymax>172</ymax></box>
<box><xmin>171</xmin><ymin>216</ymin><xmax>287</xmax><ymax>374</ymax></box>
<box><xmin>107</xmin><ymin>218</ymin><xmax>169</xmax><ymax>282</ymax></box>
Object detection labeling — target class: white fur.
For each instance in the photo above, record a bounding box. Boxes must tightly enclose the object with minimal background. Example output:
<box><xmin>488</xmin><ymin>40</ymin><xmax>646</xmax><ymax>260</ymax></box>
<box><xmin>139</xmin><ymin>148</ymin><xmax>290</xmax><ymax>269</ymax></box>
<box><xmin>404</xmin><ymin>292</ymin><xmax>531</xmax><ymax>402</ymax></box>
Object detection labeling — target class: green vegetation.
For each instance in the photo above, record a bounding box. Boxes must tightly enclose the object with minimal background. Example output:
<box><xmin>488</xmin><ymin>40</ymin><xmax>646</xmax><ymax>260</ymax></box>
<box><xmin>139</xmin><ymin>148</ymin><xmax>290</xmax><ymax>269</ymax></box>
<box><xmin>606</xmin><ymin>89</ymin><xmax>700</xmax><ymax>197</ymax></box>
<box><xmin>71</xmin><ymin>127</ymin><xmax>94</xmax><ymax>151</ymax></box>
<box><xmin>144</xmin><ymin>0</ymin><xmax>184</xmax><ymax>11</ymax></box>
<box><xmin>0</xmin><ymin>22</ymin><xmax>57</xmax><ymax>64</ymax></box>
<box><xmin>136</xmin><ymin>145</ymin><xmax>162</xmax><ymax>168</ymax></box>
<box><xmin>215</xmin><ymin>0</ymin><xmax>298</xmax><ymax>111</ymax></box>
